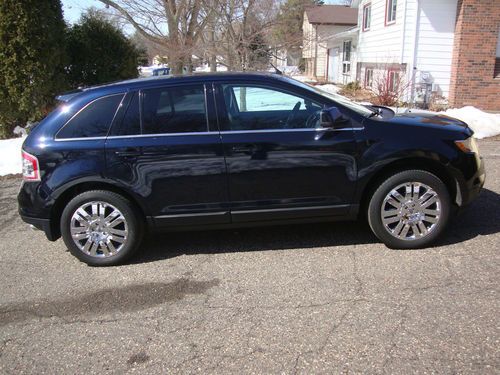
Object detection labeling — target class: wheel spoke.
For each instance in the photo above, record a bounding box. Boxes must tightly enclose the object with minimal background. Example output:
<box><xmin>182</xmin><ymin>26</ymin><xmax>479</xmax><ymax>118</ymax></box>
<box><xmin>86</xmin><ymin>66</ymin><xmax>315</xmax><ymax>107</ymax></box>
<box><xmin>400</xmin><ymin>224</ymin><xmax>410</xmax><ymax>238</ymax></box>
<box><xmin>71</xmin><ymin>226</ymin><xmax>87</xmax><ymax>235</ymax></box>
<box><xmin>100</xmin><ymin>242</ymin><xmax>111</xmax><ymax>256</ymax></box>
<box><xmin>108</xmin><ymin>217</ymin><xmax>125</xmax><ymax>228</ymax></box>
<box><xmin>392</xmin><ymin>221</ymin><xmax>404</xmax><ymax>236</ymax></box>
<box><xmin>386</xmin><ymin>197</ymin><xmax>402</xmax><ymax>209</ymax></box>
<box><xmin>417</xmin><ymin>222</ymin><xmax>428</xmax><ymax>236</ymax></box>
<box><xmin>111</xmin><ymin>235</ymin><xmax>126</xmax><ymax>244</ymax></box>
<box><xmin>89</xmin><ymin>241</ymin><xmax>98</xmax><ymax>256</ymax></box>
<box><xmin>411</xmin><ymin>183</ymin><xmax>420</xmax><ymax>201</ymax></box>
<box><xmin>382</xmin><ymin>215</ymin><xmax>400</xmax><ymax>225</ymax></box>
<box><xmin>83</xmin><ymin>239</ymin><xmax>92</xmax><ymax>252</ymax></box>
<box><xmin>424</xmin><ymin>215</ymin><xmax>439</xmax><ymax>224</ymax></box>
<box><xmin>421</xmin><ymin>195</ymin><xmax>438</xmax><ymax>208</ymax></box>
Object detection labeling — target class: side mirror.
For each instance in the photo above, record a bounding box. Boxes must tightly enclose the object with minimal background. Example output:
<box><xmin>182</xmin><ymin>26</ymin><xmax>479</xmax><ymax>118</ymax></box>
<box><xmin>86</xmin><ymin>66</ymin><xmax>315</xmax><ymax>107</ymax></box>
<box><xmin>320</xmin><ymin>107</ymin><xmax>350</xmax><ymax>128</ymax></box>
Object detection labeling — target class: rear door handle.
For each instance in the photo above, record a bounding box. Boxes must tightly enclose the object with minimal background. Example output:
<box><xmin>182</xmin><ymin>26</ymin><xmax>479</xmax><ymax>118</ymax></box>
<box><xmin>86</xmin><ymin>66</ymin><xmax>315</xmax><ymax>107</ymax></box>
<box><xmin>115</xmin><ymin>148</ymin><xmax>142</xmax><ymax>158</ymax></box>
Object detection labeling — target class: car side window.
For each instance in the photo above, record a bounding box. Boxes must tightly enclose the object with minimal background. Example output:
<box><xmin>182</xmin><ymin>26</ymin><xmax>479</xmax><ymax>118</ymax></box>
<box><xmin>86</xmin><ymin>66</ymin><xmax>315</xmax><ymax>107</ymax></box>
<box><xmin>117</xmin><ymin>92</ymin><xmax>140</xmax><ymax>136</ymax></box>
<box><xmin>141</xmin><ymin>85</ymin><xmax>207</xmax><ymax>134</ymax></box>
<box><xmin>221</xmin><ymin>85</ymin><xmax>322</xmax><ymax>131</ymax></box>
<box><xmin>57</xmin><ymin>94</ymin><xmax>124</xmax><ymax>139</ymax></box>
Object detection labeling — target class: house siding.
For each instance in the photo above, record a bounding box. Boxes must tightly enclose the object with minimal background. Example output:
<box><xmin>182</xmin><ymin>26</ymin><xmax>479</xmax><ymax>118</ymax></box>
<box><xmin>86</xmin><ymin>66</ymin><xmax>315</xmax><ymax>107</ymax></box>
<box><xmin>356</xmin><ymin>0</ymin><xmax>458</xmax><ymax>102</ymax></box>
<box><xmin>414</xmin><ymin>0</ymin><xmax>457</xmax><ymax>98</ymax></box>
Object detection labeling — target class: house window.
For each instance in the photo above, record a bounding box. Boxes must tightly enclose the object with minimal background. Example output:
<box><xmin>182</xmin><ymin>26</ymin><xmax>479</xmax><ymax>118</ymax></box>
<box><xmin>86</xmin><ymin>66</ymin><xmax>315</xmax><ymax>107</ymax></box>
<box><xmin>388</xmin><ymin>70</ymin><xmax>400</xmax><ymax>92</ymax></box>
<box><xmin>386</xmin><ymin>0</ymin><xmax>397</xmax><ymax>25</ymax></box>
<box><xmin>363</xmin><ymin>3</ymin><xmax>371</xmax><ymax>31</ymax></box>
<box><xmin>365</xmin><ymin>69</ymin><xmax>374</xmax><ymax>87</ymax></box>
<box><xmin>342</xmin><ymin>40</ymin><xmax>351</xmax><ymax>75</ymax></box>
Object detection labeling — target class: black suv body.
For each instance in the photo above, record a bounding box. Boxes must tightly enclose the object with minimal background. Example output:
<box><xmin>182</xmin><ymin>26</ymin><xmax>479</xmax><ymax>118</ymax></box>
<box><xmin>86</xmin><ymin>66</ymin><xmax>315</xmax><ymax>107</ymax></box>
<box><xmin>18</xmin><ymin>73</ymin><xmax>485</xmax><ymax>265</ymax></box>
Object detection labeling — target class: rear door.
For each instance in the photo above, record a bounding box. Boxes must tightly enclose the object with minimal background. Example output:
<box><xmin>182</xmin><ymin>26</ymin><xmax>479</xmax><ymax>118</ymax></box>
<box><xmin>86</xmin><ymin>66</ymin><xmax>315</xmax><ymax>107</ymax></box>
<box><xmin>215</xmin><ymin>82</ymin><xmax>358</xmax><ymax>223</ymax></box>
<box><xmin>105</xmin><ymin>83</ymin><xmax>230</xmax><ymax>228</ymax></box>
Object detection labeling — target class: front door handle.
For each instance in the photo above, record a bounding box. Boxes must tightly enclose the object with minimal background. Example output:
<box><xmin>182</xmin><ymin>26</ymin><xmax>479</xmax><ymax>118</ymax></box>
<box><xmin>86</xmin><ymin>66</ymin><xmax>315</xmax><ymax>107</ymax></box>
<box><xmin>231</xmin><ymin>145</ymin><xmax>254</xmax><ymax>153</ymax></box>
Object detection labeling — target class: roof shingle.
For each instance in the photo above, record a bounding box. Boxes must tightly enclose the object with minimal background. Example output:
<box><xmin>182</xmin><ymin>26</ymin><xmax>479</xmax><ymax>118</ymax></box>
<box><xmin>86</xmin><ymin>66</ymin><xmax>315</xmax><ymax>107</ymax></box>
<box><xmin>305</xmin><ymin>5</ymin><xmax>358</xmax><ymax>25</ymax></box>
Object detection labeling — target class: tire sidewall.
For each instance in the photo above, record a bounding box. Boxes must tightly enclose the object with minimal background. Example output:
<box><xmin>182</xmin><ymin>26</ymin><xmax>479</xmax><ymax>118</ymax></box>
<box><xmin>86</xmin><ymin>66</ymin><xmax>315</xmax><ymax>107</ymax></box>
<box><xmin>368</xmin><ymin>170</ymin><xmax>451</xmax><ymax>249</ymax></box>
<box><xmin>60</xmin><ymin>190</ymin><xmax>143</xmax><ymax>266</ymax></box>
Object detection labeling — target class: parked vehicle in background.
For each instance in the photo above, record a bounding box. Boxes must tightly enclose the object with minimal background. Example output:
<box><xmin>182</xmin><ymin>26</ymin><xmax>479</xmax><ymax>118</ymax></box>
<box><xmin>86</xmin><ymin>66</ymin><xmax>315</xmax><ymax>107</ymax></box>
<box><xmin>18</xmin><ymin>73</ymin><xmax>485</xmax><ymax>266</ymax></box>
<box><xmin>152</xmin><ymin>67</ymin><xmax>170</xmax><ymax>76</ymax></box>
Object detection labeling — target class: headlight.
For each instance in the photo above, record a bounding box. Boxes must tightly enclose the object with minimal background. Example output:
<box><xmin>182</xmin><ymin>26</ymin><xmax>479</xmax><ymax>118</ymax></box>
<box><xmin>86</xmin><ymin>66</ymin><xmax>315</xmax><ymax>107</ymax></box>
<box><xmin>455</xmin><ymin>137</ymin><xmax>479</xmax><ymax>154</ymax></box>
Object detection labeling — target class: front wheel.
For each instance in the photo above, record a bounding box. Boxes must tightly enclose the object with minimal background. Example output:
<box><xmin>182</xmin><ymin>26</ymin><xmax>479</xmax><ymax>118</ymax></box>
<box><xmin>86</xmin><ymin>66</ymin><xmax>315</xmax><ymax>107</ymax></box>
<box><xmin>60</xmin><ymin>190</ymin><xmax>144</xmax><ymax>266</ymax></box>
<box><xmin>367</xmin><ymin>170</ymin><xmax>451</xmax><ymax>249</ymax></box>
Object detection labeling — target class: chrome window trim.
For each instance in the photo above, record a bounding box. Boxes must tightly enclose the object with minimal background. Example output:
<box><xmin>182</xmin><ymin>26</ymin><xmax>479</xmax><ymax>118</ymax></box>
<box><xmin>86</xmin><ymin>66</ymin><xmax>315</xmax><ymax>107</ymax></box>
<box><xmin>54</xmin><ymin>93</ymin><xmax>126</xmax><ymax>140</ymax></box>
<box><xmin>219</xmin><ymin>128</ymin><xmax>364</xmax><ymax>134</ymax></box>
<box><xmin>54</xmin><ymin>127</ymin><xmax>364</xmax><ymax>141</ymax></box>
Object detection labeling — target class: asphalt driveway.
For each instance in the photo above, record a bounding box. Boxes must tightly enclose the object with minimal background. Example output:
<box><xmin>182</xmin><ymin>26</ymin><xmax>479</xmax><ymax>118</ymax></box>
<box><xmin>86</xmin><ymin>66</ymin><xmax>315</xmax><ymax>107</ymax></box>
<box><xmin>0</xmin><ymin>139</ymin><xmax>499</xmax><ymax>374</ymax></box>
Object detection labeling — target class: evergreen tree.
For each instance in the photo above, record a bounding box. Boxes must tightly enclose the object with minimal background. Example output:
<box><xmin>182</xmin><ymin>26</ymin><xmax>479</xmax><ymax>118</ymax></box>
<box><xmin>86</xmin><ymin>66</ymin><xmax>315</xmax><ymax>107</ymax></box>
<box><xmin>0</xmin><ymin>0</ymin><xmax>67</xmax><ymax>138</ymax></box>
<box><xmin>66</xmin><ymin>11</ymin><xmax>139</xmax><ymax>87</ymax></box>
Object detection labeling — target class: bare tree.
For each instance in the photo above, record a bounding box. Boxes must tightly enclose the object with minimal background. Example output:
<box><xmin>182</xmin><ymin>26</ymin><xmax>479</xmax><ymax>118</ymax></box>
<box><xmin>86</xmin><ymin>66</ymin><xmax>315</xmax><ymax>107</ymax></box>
<box><xmin>98</xmin><ymin>0</ymin><xmax>215</xmax><ymax>73</ymax></box>
<box><xmin>370</xmin><ymin>65</ymin><xmax>410</xmax><ymax>106</ymax></box>
<box><xmin>200</xmin><ymin>0</ymin><xmax>278</xmax><ymax>71</ymax></box>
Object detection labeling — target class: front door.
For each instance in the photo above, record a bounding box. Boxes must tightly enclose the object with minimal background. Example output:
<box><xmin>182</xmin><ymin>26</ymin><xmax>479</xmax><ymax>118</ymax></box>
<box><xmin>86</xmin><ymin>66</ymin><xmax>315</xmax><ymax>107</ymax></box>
<box><xmin>215</xmin><ymin>82</ymin><xmax>358</xmax><ymax>223</ymax></box>
<box><xmin>105</xmin><ymin>83</ymin><xmax>229</xmax><ymax>228</ymax></box>
<box><xmin>328</xmin><ymin>48</ymin><xmax>340</xmax><ymax>83</ymax></box>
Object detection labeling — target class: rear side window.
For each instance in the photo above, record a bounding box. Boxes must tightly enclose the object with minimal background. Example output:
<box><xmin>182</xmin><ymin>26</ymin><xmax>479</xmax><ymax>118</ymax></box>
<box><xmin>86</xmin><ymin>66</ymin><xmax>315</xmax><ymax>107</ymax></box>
<box><xmin>57</xmin><ymin>94</ymin><xmax>124</xmax><ymax>139</ymax></box>
<box><xmin>116</xmin><ymin>92</ymin><xmax>140</xmax><ymax>136</ymax></box>
<box><xmin>141</xmin><ymin>85</ymin><xmax>207</xmax><ymax>134</ymax></box>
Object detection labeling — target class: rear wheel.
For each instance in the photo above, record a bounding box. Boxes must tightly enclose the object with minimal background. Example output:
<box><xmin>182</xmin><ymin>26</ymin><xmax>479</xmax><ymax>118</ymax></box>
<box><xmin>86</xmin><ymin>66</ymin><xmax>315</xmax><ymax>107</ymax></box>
<box><xmin>367</xmin><ymin>170</ymin><xmax>451</xmax><ymax>249</ymax></box>
<box><xmin>60</xmin><ymin>190</ymin><xmax>143</xmax><ymax>266</ymax></box>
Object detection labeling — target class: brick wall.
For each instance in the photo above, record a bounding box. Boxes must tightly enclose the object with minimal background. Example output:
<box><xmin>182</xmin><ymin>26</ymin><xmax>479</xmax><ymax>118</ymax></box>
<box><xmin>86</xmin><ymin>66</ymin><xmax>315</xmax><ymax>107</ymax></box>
<box><xmin>449</xmin><ymin>0</ymin><xmax>500</xmax><ymax>111</ymax></box>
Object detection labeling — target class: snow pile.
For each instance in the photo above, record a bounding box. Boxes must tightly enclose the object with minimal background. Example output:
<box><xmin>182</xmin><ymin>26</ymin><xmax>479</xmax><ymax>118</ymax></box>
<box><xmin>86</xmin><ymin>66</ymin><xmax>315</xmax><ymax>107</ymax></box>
<box><xmin>0</xmin><ymin>136</ymin><xmax>25</xmax><ymax>176</ymax></box>
<box><xmin>442</xmin><ymin>106</ymin><xmax>500</xmax><ymax>139</ymax></box>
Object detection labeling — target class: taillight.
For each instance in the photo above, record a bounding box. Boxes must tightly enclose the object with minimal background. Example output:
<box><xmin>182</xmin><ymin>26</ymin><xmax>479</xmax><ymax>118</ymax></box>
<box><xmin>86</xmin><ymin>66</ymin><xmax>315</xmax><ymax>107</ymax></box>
<box><xmin>22</xmin><ymin>151</ymin><xmax>41</xmax><ymax>181</ymax></box>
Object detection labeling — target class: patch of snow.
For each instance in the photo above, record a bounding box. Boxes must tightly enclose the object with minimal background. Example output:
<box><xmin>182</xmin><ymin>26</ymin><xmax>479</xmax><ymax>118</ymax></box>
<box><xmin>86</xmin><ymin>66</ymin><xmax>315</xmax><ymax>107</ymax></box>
<box><xmin>194</xmin><ymin>64</ymin><xmax>228</xmax><ymax>73</ymax></box>
<box><xmin>315</xmin><ymin>84</ymin><xmax>341</xmax><ymax>95</ymax></box>
<box><xmin>291</xmin><ymin>75</ymin><xmax>317</xmax><ymax>83</ymax></box>
<box><xmin>441</xmin><ymin>106</ymin><xmax>500</xmax><ymax>139</ymax></box>
<box><xmin>0</xmin><ymin>136</ymin><xmax>25</xmax><ymax>176</ymax></box>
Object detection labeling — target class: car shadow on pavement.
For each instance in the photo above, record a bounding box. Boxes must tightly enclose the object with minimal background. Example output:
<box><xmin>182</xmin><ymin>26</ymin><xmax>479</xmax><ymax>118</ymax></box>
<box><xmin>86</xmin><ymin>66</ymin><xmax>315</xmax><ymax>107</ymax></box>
<box><xmin>131</xmin><ymin>188</ymin><xmax>500</xmax><ymax>264</ymax></box>
<box><xmin>438</xmin><ymin>188</ymin><xmax>500</xmax><ymax>246</ymax></box>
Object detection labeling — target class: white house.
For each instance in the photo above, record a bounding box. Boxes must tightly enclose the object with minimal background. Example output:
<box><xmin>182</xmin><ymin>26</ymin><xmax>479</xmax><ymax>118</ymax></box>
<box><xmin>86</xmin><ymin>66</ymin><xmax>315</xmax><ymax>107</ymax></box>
<box><xmin>302</xmin><ymin>5</ymin><xmax>358</xmax><ymax>81</ymax></box>
<box><xmin>306</xmin><ymin>0</ymin><xmax>500</xmax><ymax>110</ymax></box>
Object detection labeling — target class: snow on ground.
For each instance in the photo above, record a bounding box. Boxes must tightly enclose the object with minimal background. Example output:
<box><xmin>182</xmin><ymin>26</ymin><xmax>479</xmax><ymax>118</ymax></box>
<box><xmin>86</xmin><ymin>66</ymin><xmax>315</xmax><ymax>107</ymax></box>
<box><xmin>194</xmin><ymin>64</ymin><xmax>228</xmax><ymax>73</ymax></box>
<box><xmin>441</xmin><ymin>106</ymin><xmax>500</xmax><ymax>139</ymax></box>
<box><xmin>315</xmin><ymin>84</ymin><xmax>341</xmax><ymax>95</ymax></box>
<box><xmin>0</xmin><ymin>136</ymin><xmax>25</xmax><ymax>176</ymax></box>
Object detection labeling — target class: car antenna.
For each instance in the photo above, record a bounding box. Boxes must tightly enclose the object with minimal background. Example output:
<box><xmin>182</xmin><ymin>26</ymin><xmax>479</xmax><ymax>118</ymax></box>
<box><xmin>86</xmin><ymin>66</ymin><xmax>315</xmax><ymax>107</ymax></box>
<box><xmin>269</xmin><ymin>62</ymin><xmax>283</xmax><ymax>75</ymax></box>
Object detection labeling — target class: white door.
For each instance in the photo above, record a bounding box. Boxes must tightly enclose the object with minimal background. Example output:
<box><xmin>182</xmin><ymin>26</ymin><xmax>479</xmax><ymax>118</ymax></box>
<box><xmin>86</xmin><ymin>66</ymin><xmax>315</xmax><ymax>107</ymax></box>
<box><xmin>328</xmin><ymin>48</ymin><xmax>340</xmax><ymax>83</ymax></box>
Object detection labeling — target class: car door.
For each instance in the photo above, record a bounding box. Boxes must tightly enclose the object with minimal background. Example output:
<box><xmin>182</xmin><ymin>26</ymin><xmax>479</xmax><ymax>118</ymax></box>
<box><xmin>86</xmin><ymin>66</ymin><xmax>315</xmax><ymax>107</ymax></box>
<box><xmin>105</xmin><ymin>83</ymin><xmax>230</xmax><ymax>228</ymax></box>
<box><xmin>214</xmin><ymin>82</ymin><xmax>359</xmax><ymax>223</ymax></box>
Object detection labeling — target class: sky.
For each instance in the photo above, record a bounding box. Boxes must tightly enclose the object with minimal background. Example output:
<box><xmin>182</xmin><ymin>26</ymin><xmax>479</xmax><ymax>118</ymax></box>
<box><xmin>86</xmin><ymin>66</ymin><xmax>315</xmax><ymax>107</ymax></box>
<box><xmin>61</xmin><ymin>0</ymin><xmax>104</xmax><ymax>24</ymax></box>
<box><xmin>61</xmin><ymin>0</ymin><xmax>349</xmax><ymax>25</ymax></box>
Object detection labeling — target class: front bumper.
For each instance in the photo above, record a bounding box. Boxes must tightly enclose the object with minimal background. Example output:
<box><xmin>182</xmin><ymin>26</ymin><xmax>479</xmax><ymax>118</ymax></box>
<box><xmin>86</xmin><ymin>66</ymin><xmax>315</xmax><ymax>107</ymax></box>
<box><xmin>458</xmin><ymin>155</ymin><xmax>485</xmax><ymax>207</ymax></box>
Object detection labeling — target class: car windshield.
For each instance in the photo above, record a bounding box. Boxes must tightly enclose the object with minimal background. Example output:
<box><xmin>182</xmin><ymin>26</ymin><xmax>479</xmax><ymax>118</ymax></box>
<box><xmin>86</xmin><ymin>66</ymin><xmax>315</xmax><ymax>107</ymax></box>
<box><xmin>283</xmin><ymin>76</ymin><xmax>374</xmax><ymax>117</ymax></box>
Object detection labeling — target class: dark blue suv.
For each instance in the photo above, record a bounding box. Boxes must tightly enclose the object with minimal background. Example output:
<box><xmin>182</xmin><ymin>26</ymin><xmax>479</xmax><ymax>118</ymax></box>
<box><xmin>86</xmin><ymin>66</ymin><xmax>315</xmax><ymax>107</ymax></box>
<box><xmin>18</xmin><ymin>73</ymin><xmax>485</xmax><ymax>266</ymax></box>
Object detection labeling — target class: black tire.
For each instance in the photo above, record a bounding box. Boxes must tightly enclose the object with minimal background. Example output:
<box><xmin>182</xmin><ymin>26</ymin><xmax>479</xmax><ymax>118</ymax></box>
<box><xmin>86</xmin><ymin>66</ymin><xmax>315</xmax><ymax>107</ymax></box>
<box><xmin>60</xmin><ymin>190</ymin><xmax>144</xmax><ymax>266</ymax></box>
<box><xmin>367</xmin><ymin>170</ymin><xmax>451</xmax><ymax>249</ymax></box>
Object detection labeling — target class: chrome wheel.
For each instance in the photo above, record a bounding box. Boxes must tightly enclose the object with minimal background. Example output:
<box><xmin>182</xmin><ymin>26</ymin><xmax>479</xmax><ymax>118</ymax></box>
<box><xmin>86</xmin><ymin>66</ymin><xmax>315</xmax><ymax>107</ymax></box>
<box><xmin>70</xmin><ymin>201</ymin><xmax>128</xmax><ymax>258</ymax></box>
<box><xmin>381</xmin><ymin>182</ymin><xmax>441</xmax><ymax>241</ymax></box>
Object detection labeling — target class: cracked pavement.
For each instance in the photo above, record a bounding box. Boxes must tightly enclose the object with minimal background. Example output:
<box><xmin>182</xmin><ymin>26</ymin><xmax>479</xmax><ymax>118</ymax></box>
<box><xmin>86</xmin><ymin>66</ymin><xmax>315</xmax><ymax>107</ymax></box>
<box><xmin>0</xmin><ymin>139</ymin><xmax>499</xmax><ymax>374</ymax></box>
